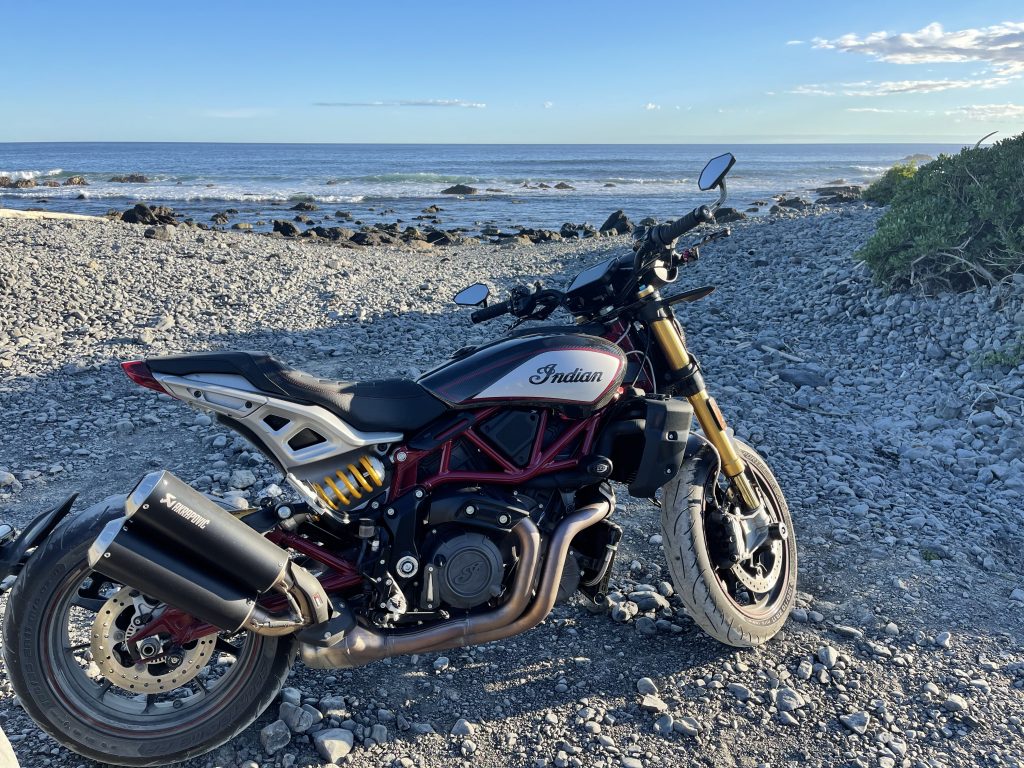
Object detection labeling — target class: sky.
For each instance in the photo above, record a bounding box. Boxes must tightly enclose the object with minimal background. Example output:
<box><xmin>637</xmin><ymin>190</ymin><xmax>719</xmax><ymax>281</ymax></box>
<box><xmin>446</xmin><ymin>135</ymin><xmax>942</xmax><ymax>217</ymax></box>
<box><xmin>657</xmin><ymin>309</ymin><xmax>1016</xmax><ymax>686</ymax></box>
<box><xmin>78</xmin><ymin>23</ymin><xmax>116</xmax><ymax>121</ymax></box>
<box><xmin>1</xmin><ymin>1</ymin><xmax>1022</xmax><ymax>143</ymax></box>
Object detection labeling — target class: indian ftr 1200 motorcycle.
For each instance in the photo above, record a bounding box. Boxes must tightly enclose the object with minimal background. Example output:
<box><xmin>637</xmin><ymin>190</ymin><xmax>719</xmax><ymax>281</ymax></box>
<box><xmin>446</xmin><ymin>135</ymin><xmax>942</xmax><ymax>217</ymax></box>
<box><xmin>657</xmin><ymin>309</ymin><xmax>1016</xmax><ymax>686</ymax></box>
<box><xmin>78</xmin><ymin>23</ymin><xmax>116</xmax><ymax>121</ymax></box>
<box><xmin>0</xmin><ymin>153</ymin><xmax>796</xmax><ymax>766</ymax></box>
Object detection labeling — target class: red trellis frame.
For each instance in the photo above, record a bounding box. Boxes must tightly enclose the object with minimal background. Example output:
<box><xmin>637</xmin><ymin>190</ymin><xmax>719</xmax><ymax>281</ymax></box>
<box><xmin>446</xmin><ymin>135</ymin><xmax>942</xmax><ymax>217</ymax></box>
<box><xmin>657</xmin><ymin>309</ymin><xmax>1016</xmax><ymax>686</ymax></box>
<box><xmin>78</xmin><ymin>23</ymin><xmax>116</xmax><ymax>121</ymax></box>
<box><xmin>391</xmin><ymin>406</ymin><xmax>605</xmax><ymax>496</ymax></box>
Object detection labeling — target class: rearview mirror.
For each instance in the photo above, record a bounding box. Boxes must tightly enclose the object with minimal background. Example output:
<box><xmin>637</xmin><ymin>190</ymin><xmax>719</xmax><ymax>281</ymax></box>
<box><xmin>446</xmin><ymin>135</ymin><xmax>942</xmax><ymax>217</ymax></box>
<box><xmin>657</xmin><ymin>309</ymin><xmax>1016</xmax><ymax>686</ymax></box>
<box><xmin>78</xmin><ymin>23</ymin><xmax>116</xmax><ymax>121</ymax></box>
<box><xmin>454</xmin><ymin>283</ymin><xmax>489</xmax><ymax>306</ymax></box>
<box><xmin>698</xmin><ymin>153</ymin><xmax>736</xmax><ymax>191</ymax></box>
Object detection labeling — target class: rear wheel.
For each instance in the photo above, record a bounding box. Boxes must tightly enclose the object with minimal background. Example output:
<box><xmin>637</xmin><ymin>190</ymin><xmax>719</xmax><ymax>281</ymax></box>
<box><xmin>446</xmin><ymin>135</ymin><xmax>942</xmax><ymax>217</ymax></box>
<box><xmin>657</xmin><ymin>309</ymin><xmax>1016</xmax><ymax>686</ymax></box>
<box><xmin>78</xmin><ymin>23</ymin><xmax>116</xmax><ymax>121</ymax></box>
<box><xmin>661</xmin><ymin>439</ymin><xmax>796</xmax><ymax>646</ymax></box>
<box><xmin>2</xmin><ymin>499</ymin><xmax>296</xmax><ymax>767</ymax></box>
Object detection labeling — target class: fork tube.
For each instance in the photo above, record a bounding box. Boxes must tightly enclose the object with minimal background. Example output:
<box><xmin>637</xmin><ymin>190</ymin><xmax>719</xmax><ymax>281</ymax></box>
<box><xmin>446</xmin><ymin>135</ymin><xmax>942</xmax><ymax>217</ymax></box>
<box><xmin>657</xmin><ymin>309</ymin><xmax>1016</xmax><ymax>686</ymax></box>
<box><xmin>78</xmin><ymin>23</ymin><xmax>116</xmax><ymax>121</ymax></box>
<box><xmin>648</xmin><ymin>314</ymin><xmax>761</xmax><ymax>510</ymax></box>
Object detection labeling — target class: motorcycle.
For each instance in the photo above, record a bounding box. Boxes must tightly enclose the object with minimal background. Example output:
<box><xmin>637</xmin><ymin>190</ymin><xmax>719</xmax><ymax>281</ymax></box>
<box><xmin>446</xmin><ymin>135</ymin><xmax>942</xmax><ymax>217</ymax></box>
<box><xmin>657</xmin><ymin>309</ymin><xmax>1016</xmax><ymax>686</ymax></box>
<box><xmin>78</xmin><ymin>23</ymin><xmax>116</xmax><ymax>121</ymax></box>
<box><xmin>0</xmin><ymin>153</ymin><xmax>795</xmax><ymax>766</ymax></box>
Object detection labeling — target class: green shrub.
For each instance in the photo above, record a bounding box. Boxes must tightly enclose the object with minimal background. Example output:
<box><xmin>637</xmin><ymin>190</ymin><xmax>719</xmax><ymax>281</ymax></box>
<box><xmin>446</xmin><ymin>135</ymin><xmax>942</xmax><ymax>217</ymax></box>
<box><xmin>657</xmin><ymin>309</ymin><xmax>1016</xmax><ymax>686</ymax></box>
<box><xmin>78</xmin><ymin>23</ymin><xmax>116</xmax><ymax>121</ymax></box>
<box><xmin>862</xmin><ymin>161</ymin><xmax>918</xmax><ymax>205</ymax></box>
<box><xmin>858</xmin><ymin>133</ymin><xmax>1024</xmax><ymax>290</ymax></box>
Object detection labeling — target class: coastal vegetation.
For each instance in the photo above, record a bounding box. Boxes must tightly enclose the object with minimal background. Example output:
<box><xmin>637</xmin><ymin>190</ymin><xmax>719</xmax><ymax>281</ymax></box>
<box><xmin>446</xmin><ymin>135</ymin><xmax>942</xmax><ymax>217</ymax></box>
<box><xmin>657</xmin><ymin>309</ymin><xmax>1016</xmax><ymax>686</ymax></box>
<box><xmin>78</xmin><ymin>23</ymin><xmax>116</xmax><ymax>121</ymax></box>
<box><xmin>859</xmin><ymin>133</ymin><xmax>1024</xmax><ymax>290</ymax></box>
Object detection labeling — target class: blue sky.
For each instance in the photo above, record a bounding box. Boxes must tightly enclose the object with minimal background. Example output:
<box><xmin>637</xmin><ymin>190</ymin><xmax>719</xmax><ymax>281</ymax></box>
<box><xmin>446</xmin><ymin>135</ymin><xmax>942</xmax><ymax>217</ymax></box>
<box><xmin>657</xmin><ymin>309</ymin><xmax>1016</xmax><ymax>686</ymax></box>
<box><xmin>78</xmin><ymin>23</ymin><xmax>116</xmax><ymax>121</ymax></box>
<box><xmin>1</xmin><ymin>1</ymin><xmax>1022</xmax><ymax>142</ymax></box>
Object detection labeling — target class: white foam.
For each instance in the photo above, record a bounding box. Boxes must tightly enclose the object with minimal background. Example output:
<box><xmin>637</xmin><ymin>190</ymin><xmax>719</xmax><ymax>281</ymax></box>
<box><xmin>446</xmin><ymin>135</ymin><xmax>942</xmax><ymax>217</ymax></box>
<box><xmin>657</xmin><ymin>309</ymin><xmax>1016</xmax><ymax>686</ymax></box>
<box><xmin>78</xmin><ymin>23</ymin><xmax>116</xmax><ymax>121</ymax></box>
<box><xmin>0</xmin><ymin>168</ymin><xmax>63</xmax><ymax>180</ymax></box>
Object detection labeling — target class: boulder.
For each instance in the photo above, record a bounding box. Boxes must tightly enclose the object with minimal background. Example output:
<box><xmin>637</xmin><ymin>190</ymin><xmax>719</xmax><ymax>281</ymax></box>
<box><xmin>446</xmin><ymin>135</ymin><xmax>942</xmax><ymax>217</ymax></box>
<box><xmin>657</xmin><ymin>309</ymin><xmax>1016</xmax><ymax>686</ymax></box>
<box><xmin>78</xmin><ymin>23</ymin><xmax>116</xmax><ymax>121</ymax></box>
<box><xmin>273</xmin><ymin>220</ymin><xmax>300</xmax><ymax>237</ymax></box>
<box><xmin>713</xmin><ymin>207</ymin><xmax>747</xmax><ymax>223</ymax></box>
<box><xmin>559</xmin><ymin>223</ymin><xmax>580</xmax><ymax>239</ymax></box>
<box><xmin>108</xmin><ymin>174</ymin><xmax>150</xmax><ymax>183</ymax></box>
<box><xmin>777</xmin><ymin>196</ymin><xmax>810</xmax><ymax>210</ymax></box>
<box><xmin>211</xmin><ymin>212</ymin><xmax>229</xmax><ymax>225</ymax></box>
<box><xmin>779</xmin><ymin>367</ymin><xmax>829</xmax><ymax>389</ymax></box>
<box><xmin>11</xmin><ymin>179</ymin><xmax>36</xmax><ymax>189</ymax></box>
<box><xmin>291</xmin><ymin>201</ymin><xmax>318</xmax><ymax>211</ymax></box>
<box><xmin>42</xmin><ymin>180</ymin><xmax>60</xmax><ymax>188</ymax></box>
<box><xmin>308</xmin><ymin>226</ymin><xmax>354</xmax><ymax>241</ymax></box>
<box><xmin>144</xmin><ymin>224</ymin><xmax>174</xmax><ymax>241</ymax></box>
<box><xmin>425</xmin><ymin>230</ymin><xmax>456</xmax><ymax>247</ymax></box>
<box><xmin>440</xmin><ymin>184</ymin><xmax>478</xmax><ymax>195</ymax></box>
<box><xmin>232</xmin><ymin>222</ymin><xmax>253</xmax><ymax>230</ymax></box>
<box><xmin>599</xmin><ymin>209</ymin><xmax>633</xmax><ymax>235</ymax></box>
<box><xmin>421</xmin><ymin>205</ymin><xmax>442</xmax><ymax>214</ymax></box>
<box><xmin>554</xmin><ymin>182</ymin><xmax>575</xmax><ymax>190</ymax></box>
<box><xmin>815</xmin><ymin>191</ymin><xmax>861</xmax><ymax>205</ymax></box>
<box><xmin>121</xmin><ymin>203</ymin><xmax>158</xmax><ymax>225</ymax></box>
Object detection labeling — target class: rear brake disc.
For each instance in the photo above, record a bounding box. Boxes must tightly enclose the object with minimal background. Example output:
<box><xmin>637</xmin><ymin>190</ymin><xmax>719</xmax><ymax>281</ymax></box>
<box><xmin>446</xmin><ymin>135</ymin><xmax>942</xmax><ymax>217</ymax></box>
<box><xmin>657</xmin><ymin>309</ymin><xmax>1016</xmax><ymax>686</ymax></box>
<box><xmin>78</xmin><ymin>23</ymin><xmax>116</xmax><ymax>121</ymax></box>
<box><xmin>91</xmin><ymin>587</ymin><xmax>215</xmax><ymax>693</ymax></box>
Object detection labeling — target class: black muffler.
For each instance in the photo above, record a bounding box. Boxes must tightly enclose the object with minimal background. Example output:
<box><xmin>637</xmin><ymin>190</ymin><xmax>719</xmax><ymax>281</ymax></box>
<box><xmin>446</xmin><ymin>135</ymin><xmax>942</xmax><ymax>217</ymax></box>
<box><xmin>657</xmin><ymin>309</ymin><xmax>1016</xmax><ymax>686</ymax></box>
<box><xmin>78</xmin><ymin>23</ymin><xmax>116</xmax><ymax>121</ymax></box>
<box><xmin>88</xmin><ymin>470</ymin><xmax>330</xmax><ymax>634</ymax></box>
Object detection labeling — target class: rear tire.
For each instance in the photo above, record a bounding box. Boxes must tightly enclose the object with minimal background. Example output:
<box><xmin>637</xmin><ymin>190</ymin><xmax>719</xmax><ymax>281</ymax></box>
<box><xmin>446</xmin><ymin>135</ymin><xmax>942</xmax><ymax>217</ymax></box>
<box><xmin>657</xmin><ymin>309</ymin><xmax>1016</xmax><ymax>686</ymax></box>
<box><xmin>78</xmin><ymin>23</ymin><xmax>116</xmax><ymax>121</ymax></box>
<box><xmin>2</xmin><ymin>498</ymin><xmax>296</xmax><ymax>767</ymax></box>
<box><xmin>661</xmin><ymin>439</ymin><xmax>796</xmax><ymax>646</ymax></box>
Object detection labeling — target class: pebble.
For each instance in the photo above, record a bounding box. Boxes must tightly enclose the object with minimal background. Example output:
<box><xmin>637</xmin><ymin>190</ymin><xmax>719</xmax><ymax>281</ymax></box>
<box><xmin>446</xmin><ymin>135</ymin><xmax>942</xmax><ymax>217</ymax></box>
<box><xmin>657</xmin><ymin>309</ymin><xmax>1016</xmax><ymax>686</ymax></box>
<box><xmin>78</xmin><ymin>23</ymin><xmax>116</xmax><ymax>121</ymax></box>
<box><xmin>636</xmin><ymin>677</ymin><xmax>658</xmax><ymax>695</ymax></box>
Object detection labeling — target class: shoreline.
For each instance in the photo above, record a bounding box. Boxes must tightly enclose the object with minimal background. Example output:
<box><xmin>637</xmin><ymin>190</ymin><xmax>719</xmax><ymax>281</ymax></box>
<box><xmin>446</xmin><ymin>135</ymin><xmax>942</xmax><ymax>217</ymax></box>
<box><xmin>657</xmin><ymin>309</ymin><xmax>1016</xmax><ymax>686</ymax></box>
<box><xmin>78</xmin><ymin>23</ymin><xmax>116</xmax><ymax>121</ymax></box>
<box><xmin>0</xmin><ymin>183</ymin><xmax>872</xmax><ymax>248</ymax></box>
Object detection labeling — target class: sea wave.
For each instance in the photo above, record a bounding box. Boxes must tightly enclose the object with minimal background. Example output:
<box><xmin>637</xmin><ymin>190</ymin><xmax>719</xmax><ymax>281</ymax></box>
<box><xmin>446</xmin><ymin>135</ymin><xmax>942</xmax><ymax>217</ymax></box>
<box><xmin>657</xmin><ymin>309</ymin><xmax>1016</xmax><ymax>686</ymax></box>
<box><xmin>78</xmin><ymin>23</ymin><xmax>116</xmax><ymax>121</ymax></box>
<box><xmin>0</xmin><ymin>168</ymin><xmax>63</xmax><ymax>180</ymax></box>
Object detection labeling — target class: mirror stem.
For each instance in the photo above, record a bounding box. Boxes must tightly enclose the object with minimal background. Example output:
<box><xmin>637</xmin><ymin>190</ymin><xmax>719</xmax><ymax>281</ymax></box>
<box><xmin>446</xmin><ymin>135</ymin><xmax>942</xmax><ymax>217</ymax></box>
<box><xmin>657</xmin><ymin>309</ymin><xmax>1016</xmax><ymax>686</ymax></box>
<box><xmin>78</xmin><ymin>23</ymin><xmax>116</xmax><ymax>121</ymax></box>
<box><xmin>712</xmin><ymin>180</ymin><xmax>728</xmax><ymax>212</ymax></box>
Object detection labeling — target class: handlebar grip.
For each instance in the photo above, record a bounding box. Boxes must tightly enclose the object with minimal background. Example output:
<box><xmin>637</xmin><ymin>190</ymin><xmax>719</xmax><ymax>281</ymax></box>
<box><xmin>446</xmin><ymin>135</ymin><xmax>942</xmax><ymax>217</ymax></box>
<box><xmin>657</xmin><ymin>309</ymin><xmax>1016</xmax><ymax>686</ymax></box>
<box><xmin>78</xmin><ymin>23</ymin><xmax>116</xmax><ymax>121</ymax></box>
<box><xmin>651</xmin><ymin>205</ymin><xmax>713</xmax><ymax>246</ymax></box>
<box><xmin>470</xmin><ymin>299</ymin><xmax>511</xmax><ymax>323</ymax></box>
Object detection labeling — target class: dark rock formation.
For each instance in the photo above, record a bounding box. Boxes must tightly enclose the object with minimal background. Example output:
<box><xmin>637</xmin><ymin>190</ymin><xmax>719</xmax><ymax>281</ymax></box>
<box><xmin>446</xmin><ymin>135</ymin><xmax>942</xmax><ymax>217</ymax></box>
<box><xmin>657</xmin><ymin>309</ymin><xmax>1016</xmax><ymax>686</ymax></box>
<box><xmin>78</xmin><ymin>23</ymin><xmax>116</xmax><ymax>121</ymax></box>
<box><xmin>599</xmin><ymin>210</ymin><xmax>633</xmax><ymax>235</ymax></box>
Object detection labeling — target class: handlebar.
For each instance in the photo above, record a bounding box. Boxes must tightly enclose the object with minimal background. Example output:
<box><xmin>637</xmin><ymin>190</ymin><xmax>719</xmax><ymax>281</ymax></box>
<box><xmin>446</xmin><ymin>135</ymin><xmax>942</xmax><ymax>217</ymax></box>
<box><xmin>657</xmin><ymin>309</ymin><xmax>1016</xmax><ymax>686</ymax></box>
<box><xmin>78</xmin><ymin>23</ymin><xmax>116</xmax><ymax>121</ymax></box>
<box><xmin>650</xmin><ymin>205</ymin><xmax>714</xmax><ymax>247</ymax></box>
<box><xmin>471</xmin><ymin>299</ymin><xmax>512</xmax><ymax>324</ymax></box>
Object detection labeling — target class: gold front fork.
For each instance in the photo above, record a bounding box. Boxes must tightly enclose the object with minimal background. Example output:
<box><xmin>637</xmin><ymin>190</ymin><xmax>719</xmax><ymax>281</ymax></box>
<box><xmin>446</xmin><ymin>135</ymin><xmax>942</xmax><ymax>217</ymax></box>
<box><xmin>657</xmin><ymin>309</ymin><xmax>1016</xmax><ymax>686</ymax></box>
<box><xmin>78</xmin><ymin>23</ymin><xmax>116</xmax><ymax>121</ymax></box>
<box><xmin>649</xmin><ymin>316</ymin><xmax>761</xmax><ymax>510</ymax></box>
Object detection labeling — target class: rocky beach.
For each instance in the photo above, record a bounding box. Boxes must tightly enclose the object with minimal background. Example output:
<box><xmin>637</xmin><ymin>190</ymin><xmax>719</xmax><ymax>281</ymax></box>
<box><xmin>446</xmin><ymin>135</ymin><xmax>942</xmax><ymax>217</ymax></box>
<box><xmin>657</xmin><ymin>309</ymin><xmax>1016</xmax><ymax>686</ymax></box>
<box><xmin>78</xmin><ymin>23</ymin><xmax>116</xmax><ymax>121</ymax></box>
<box><xmin>1</xmin><ymin>200</ymin><xmax>1023</xmax><ymax>768</ymax></box>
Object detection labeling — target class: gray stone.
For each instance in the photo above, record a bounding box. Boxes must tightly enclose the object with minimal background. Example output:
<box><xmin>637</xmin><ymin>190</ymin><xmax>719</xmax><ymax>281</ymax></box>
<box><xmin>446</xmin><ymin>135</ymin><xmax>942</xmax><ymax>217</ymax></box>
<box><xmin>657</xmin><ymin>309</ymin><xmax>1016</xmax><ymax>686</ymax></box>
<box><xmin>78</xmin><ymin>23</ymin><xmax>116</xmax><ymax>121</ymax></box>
<box><xmin>943</xmin><ymin>694</ymin><xmax>969</xmax><ymax>713</ymax></box>
<box><xmin>774</xmin><ymin>687</ymin><xmax>805</xmax><ymax>712</ymax></box>
<box><xmin>727</xmin><ymin>682</ymin><xmax>752</xmax><ymax>701</ymax></box>
<box><xmin>314</xmin><ymin>728</ymin><xmax>354</xmax><ymax>762</ymax></box>
<box><xmin>817</xmin><ymin>645</ymin><xmax>840</xmax><ymax>669</ymax></box>
<box><xmin>259</xmin><ymin>719</ymin><xmax>291</xmax><ymax>755</ymax></box>
<box><xmin>673</xmin><ymin>716</ymin><xmax>700</xmax><ymax>737</ymax></box>
<box><xmin>450</xmin><ymin>718</ymin><xmax>475</xmax><ymax>736</ymax></box>
<box><xmin>840</xmin><ymin>711</ymin><xmax>870</xmax><ymax>734</ymax></box>
<box><xmin>636</xmin><ymin>677</ymin><xmax>658</xmax><ymax>695</ymax></box>
<box><xmin>640</xmin><ymin>694</ymin><xmax>668</xmax><ymax>713</ymax></box>
<box><xmin>280</xmin><ymin>701</ymin><xmax>315</xmax><ymax>733</ymax></box>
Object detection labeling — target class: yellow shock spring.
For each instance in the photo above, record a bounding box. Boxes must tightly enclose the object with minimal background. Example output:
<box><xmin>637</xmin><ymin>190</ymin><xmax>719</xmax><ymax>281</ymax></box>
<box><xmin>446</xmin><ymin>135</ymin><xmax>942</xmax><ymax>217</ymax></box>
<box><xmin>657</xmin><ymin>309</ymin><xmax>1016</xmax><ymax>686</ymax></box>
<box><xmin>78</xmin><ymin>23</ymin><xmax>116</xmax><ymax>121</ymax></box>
<box><xmin>312</xmin><ymin>454</ymin><xmax>386</xmax><ymax>510</ymax></box>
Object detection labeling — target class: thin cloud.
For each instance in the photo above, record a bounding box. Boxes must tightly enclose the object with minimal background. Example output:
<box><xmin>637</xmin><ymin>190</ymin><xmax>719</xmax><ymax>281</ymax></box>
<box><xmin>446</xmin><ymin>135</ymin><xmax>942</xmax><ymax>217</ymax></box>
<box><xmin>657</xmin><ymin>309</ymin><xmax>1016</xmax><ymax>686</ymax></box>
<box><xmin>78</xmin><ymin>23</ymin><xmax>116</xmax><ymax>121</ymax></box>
<box><xmin>842</xmin><ymin>78</ymin><xmax>1001</xmax><ymax>96</ymax></box>
<box><xmin>812</xmin><ymin>21</ymin><xmax>1024</xmax><ymax>76</ymax></box>
<box><xmin>204</xmin><ymin>108</ymin><xmax>274</xmax><ymax>119</ymax></box>
<box><xmin>787</xmin><ymin>84</ymin><xmax>836</xmax><ymax>96</ymax></box>
<box><xmin>543</xmin><ymin>101</ymin><xmax>554</xmax><ymax>109</ymax></box>
<box><xmin>794</xmin><ymin>21</ymin><xmax>1024</xmax><ymax>97</ymax></box>
<box><xmin>644</xmin><ymin>102</ymin><xmax>661</xmax><ymax>111</ymax></box>
<box><xmin>946</xmin><ymin>103</ymin><xmax>1024</xmax><ymax>120</ymax></box>
<box><xmin>314</xmin><ymin>99</ymin><xmax>486</xmax><ymax>108</ymax></box>
<box><xmin>785</xmin><ymin>40</ymin><xmax>804</xmax><ymax>45</ymax></box>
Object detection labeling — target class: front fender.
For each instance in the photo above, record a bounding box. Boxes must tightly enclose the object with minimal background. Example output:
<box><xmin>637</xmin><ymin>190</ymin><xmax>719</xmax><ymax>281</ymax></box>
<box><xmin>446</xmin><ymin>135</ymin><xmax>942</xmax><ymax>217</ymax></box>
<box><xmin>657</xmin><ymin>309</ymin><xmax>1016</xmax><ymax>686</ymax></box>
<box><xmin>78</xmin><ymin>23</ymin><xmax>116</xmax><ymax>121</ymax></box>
<box><xmin>677</xmin><ymin>433</ymin><xmax>722</xmax><ymax>493</ymax></box>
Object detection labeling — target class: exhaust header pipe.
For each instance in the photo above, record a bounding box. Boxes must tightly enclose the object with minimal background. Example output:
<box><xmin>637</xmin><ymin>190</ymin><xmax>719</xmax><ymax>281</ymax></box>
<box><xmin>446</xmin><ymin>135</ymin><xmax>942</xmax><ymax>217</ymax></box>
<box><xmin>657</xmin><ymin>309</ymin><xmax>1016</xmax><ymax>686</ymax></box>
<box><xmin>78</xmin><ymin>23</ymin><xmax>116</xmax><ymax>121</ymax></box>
<box><xmin>89</xmin><ymin>471</ymin><xmax>330</xmax><ymax>635</ymax></box>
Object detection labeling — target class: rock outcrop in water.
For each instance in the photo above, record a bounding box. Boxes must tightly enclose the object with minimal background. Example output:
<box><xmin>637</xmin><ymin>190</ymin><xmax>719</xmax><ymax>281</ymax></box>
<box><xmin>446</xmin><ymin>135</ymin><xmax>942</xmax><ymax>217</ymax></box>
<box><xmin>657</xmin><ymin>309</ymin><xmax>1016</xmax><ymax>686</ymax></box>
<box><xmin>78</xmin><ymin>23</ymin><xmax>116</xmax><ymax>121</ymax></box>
<box><xmin>440</xmin><ymin>184</ymin><xmax>478</xmax><ymax>195</ymax></box>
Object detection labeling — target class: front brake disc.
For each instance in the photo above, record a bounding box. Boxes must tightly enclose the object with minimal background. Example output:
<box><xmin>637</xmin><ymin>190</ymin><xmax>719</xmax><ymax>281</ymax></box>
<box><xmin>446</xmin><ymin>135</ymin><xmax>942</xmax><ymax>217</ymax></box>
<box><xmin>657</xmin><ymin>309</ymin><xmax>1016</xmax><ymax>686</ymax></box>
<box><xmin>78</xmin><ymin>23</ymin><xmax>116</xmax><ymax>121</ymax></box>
<box><xmin>91</xmin><ymin>587</ymin><xmax>215</xmax><ymax>693</ymax></box>
<box><xmin>730</xmin><ymin>540</ymin><xmax>783</xmax><ymax>595</ymax></box>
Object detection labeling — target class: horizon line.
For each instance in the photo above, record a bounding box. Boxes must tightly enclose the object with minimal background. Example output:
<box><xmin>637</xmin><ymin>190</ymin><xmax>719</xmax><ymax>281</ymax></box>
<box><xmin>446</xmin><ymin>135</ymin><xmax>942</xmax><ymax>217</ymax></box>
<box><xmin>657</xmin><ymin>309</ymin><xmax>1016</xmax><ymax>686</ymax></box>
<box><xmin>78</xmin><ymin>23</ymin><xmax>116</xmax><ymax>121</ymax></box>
<box><xmin>0</xmin><ymin>139</ymin><xmax>981</xmax><ymax>146</ymax></box>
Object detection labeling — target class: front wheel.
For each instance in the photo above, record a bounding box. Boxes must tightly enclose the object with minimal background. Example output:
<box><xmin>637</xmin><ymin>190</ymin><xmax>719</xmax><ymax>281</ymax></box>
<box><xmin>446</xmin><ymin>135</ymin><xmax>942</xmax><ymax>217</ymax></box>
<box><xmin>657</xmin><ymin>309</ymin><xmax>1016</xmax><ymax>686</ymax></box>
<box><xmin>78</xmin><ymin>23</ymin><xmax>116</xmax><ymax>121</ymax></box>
<box><xmin>661</xmin><ymin>439</ymin><xmax>797</xmax><ymax>646</ymax></box>
<box><xmin>2</xmin><ymin>498</ymin><xmax>296</xmax><ymax>767</ymax></box>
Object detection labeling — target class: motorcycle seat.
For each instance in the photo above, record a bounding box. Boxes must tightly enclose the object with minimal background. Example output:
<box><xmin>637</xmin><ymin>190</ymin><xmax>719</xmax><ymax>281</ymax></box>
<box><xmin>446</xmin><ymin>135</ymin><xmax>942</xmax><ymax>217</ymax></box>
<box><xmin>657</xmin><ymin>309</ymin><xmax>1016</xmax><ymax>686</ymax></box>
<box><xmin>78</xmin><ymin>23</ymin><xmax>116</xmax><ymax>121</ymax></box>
<box><xmin>146</xmin><ymin>351</ymin><xmax>449</xmax><ymax>434</ymax></box>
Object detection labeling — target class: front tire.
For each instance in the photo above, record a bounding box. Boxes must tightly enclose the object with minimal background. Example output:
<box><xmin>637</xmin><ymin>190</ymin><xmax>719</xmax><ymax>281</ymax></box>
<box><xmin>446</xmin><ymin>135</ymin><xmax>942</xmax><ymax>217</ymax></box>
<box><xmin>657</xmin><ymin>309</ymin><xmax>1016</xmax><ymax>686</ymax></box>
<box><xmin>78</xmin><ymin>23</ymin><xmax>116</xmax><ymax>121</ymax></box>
<box><xmin>2</xmin><ymin>498</ymin><xmax>296</xmax><ymax>767</ymax></box>
<box><xmin>661</xmin><ymin>439</ymin><xmax>797</xmax><ymax>646</ymax></box>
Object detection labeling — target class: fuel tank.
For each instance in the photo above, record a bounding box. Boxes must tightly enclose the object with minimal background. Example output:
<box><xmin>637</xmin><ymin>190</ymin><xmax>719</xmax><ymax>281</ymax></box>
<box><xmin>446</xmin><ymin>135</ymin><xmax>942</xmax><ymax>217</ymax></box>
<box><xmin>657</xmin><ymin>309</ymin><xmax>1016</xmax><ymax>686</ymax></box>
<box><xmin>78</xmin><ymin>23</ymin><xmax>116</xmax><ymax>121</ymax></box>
<box><xmin>419</xmin><ymin>333</ymin><xmax>625</xmax><ymax>409</ymax></box>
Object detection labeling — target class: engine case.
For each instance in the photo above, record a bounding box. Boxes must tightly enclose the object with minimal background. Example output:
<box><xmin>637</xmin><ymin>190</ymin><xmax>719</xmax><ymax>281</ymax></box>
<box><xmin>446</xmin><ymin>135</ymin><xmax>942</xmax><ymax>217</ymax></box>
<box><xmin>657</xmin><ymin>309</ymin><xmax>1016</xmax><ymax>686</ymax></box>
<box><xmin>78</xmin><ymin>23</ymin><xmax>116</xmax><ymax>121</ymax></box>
<box><xmin>421</xmin><ymin>532</ymin><xmax>505</xmax><ymax>611</ymax></box>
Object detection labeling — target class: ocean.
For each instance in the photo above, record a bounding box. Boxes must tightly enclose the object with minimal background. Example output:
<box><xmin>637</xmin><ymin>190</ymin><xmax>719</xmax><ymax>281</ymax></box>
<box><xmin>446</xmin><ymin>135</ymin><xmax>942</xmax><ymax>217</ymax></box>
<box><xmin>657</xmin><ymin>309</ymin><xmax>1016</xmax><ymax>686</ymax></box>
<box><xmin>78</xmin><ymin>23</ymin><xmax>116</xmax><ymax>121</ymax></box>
<box><xmin>0</xmin><ymin>142</ymin><xmax>964</xmax><ymax>233</ymax></box>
